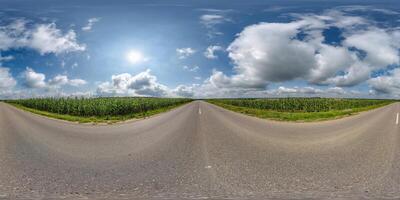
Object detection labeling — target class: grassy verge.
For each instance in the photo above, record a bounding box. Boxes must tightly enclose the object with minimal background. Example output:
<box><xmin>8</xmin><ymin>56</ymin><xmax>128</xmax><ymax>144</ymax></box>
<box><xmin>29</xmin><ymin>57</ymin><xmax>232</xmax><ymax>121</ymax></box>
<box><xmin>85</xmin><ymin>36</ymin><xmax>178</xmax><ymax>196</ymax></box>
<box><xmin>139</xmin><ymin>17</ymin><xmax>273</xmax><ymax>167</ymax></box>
<box><xmin>8</xmin><ymin>102</ymin><xmax>189</xmax><ymax>124</ymax></box>
<box><xmin>207</xmin><ymin>101</ymin><xmax>393</xmax><ymax>122</ymax></box>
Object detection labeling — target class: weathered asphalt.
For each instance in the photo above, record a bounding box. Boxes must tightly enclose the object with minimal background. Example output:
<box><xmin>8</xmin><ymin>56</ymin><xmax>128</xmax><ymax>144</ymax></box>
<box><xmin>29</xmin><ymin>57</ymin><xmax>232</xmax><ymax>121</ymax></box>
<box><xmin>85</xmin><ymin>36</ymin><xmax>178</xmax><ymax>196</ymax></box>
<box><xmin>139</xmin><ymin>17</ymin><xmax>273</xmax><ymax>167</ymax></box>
<box><xmin>0</xmin><ymin>101</ymin><xmax>399</xmax><ymax>199</ymax></box>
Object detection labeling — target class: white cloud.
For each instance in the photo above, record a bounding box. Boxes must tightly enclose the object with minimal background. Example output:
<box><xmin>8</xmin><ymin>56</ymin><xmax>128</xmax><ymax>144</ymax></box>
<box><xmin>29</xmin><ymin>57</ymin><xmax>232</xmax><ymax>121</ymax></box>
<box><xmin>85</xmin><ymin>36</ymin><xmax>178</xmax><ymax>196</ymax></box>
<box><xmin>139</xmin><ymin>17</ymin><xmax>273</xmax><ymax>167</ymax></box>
<box><xmin>337</xmin><ymin>5</ymin><xmax>400</xmax><ymax>15</ymax></box>
<box><xmin>0</xmin><ymin>89</ymin><xmax>95</xmax><ymax>100</ymax></box>
<box><xmin>199</xmin><ymin>9</ymin><xmax>232</xmax><ymax>37</ymax></box>
<box><xmin>97</xmin><ymin>69</ymin><xmax>168</xmax><ymax>97</ymax></box>
<box><xmin>344</xmin><ymin>29</ymin><xmax>400</xmax><ymax>67</ymax></box>
<box><xmin>269</xmin><ymin>86</ymin><xmax>348</xmax><ymax>96</ymax></box>
<box><xmin>176</xmin><ymin>47</ymin><xmax>195</xmax><ymax>59</ymax></box>
<box><xmin>183</xmin><ymin>65</ymin><xmax>199</xmax><ymax>72</ymax></box>
<box><xmin>205</xmin><ymin>8</ymin><xmax>400</xmax><ymax>94</ymax></box>
<box><xmin>0</xmin><ymin>19</ymin><xmax>25</xmax><ymax>51</ymax></box>
<box><xmin>23</xmin><ymin>67</ymin><xmax>47</xmax><ymax>88</ymax></box>
<box><xmin>22</xmin><ymin>68</ymin><xmax>87</xmax><ymax>90</ymax></box>
<box><xmin>48</xmin><ymin>74</ymin><xmax>68</xmax><ymax>86</ymax></box>
<box><xmin>97</xmin><ymin>71</ymin><xmax>201</xmax><ymax>98</ymax></box>
<box><xmin>199</xmin><ymin>9</ymin><xmax>233</xmax><ymax>38</ymax></box>
<box><xmin>0</xmin><ymin>67</ymin><xmax>16</xmax><ymax>89</ymax></box>
<box><xmin>204</xmin><ymin>45</ymin><xmax>223</xmax><ymax>59</ymax></box>
<box><xmin>273</xmin><ymin>86</ymin><xmax>321</xmax><ymax>95</ymax></box>
<box><xmin>181</xmin><ymin>81</ymin><xmax>361</xmax><ymax>98</ymax></box>
<box><xmin>82</xmin><ymin>18</ymin><xmax>100</xmax><ymax>31</ymax></box>
<box><xmin>324</xmin><ymin>62</ymin><xmax>371</xmax><ymax>87</ymax></box>
<box><xmin>326</xmin><ymin>87</ymin><xmax>346</xmax><ymax>95</ymax></box>
<box><xmin>368</xmin><ymin>68</ymin><xmax>400</xmax><ymax>96</ymax></box>
<box><xmin>30</xmin><ymin>23</ymin><xmax>86</xmax><ymax>55</ymax></box>
<box><xmin>48</xmin><ymin>74</ymin><xmax>87</xmax><ymax>87</ymax></box>
<box><xmin>227</xmin><ymin>21</ymin><xmax>316</xmax><ymax>83</ymax></box>
<box><xmin>0</xmin><ymin>19</ymin><xmax>85</xmax><ymax>55</ymax></box>
<box><xmin>173</xmin><ymin>85</ymin><xmax>194</xmax><ymax>97</ymax></box>
<box><xmin>276</xmin><ymin>86</ymin><xmax>298</xmax><ymax>94</ymax></box>
<box><xmin>188</xmin><ymin>83</ymin><xmax>258</xmax><ymax>98</ymax></box>
<box><xmin>208</xmin><ymin>70</ymin><xmax>266</xmax><ymax>89</ymax></box>
<box><xmin>0</xmin><ymin>54</ymin><xmax>14</xmax><ymax>62</ymax></box>
<box><xmin>200</xmin><ymin>14</ymin><xmax>227</xmax><ymax>28</ymax></box>
<box><xmin>69</xmin><ymin>79</ymin><xmax>86</xmax><ymax>87</ymax></box>
<box><xmin>309</xmin><ymin>45</ymin><xmax>355</xmax><ymax>84</ymax></box>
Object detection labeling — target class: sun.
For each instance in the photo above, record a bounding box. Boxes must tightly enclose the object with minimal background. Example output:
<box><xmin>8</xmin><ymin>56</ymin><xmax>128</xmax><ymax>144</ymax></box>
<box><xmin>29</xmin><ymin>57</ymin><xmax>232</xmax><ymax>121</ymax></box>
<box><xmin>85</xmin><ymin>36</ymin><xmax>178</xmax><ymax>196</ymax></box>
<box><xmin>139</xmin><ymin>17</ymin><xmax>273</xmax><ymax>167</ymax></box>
<box><xmin>126</xmin><ymin>50</ymin><xmax>146</xmax><ymax>64</ymax></box>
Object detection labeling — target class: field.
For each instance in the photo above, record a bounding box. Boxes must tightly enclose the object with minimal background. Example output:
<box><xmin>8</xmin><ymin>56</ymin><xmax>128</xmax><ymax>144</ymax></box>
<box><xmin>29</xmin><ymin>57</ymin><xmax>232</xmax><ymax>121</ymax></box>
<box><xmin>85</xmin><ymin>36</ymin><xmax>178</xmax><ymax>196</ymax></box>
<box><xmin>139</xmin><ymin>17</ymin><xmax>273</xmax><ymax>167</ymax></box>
<box><xmin>207</xmin><ymin>98</ymin><xmax>395</xmax><ymax>122</ymax></box>
<box><xmin>6</xmin><ymin>97</ymin><xmax>192</xmax><ymax>123</ymax></box>
<box><xmin>4</xmin><ymin>97</ymin><xmax>396</xmax><ymax>123</ymax></box>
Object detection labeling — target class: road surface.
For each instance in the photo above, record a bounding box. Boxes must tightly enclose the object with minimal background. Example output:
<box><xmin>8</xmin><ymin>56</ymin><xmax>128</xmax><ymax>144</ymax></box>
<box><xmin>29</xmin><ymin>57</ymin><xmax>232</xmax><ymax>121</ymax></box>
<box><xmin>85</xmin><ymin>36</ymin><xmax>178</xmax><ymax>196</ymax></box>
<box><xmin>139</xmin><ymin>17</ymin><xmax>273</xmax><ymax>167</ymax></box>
<box><xmin>0</xmin><ymin>101</ymin><xmax>399</xmax><ymax>199</ymax></box>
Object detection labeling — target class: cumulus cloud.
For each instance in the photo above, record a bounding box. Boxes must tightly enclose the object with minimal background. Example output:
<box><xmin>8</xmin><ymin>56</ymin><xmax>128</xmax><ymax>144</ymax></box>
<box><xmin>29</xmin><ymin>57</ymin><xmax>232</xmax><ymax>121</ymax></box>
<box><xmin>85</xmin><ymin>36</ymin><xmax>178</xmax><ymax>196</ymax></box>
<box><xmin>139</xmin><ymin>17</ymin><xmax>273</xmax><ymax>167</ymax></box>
<box><xmin>48</xmin><ymin>74</ymin><xmax>87</xmax><ymax>87</ymax></box>
<box><xmin>23</xmin><ymin>67</ymin><xmax>47</xmax><ymax>88</ymax></box>
<box><xmin>22</xmin><ymin>67</ymin><xmax>87</xmax><ymax>89</ymax></box>
<box><xmin>82</xmin><ymin>18</ymin><xmax>100</xmax><ymax>31</ymax></box>
<box><xmin>180</xmin><ymin>81</ymin><xmax>361</xmax><ymax>98</ymax></box>
<box><xmin>228</xmin><ymin>21</ymin><xmax>316</xmax><ymax>83</ymax></box>
<box><xmin>97</xmin><ymin>69</ymin><xmax>168</xmax><ymax>97</ymax></box>
<box><xmin>97</xmin><ymin>71</ymin><xmax>201</xmax><ymax>98</ymax></box>
<box><xmin>344</xmin><ymin>29</ymin><xmax>400</xmax><ymax>67</ymax></box>
<box><xmin>176</xmin><ymin>47</ymin><xmax>195</xmax><ymax>59</ymax></box>
<box><xmin>208</xmin><ymin>70</ymin><xmax>266</xmax><ymax>89</ymax></box>
<box><xmin>173</xmin><ymin>85</ymin><xmax>195</xmax><ymax>97</ymax></box>
<box><xmin>368</xmin><ymin>68</ymin><xmax>400</xmax><ymax>96</ymax></box>
<box><xmin>207</xmin><ymin>8</ymin><xmax>400</xmax><ymax>94</ymax></box>
<box><xmin>308</xmin><ymin>45</ymin><xmax>354</xmax><ymax>84</ymax></box>
<box><xmin>0</xmin><ymin>19</ymin><xmax>85</xmax><ymax>55</ymax></box>
<box><xmin>48</xmin><ymin>74</ymin><xmax>68</xmax><ymax>86</ymax></box>
<box><xmin>0</xmin><ymin>67</ymin><xmax>16</xmax><ymax>89</ymax></box>
<box><xmin>30</xmin><ymin>23</ymin><xmax>86</xmax><ymax>54</ymax></box>
<box><xmin>204</xmin><ymin>45</ymin><xmax>223</xmax><ymax>59</ymax></box>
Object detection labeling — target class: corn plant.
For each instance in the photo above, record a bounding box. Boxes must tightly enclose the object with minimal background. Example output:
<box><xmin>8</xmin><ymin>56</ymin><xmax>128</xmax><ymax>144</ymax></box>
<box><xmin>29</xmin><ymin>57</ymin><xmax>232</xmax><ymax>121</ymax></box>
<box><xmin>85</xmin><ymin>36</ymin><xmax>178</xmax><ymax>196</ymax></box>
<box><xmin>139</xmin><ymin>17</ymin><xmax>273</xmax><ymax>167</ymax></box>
<box><xmin>209</xmin><ymin>98</ymin><xmax>394</xmax><ymax>113</ymax></box>
<box><xmin>7</xmin><ymin>97</ymin><xmax>192</xmax><ymax>117</ymax></box>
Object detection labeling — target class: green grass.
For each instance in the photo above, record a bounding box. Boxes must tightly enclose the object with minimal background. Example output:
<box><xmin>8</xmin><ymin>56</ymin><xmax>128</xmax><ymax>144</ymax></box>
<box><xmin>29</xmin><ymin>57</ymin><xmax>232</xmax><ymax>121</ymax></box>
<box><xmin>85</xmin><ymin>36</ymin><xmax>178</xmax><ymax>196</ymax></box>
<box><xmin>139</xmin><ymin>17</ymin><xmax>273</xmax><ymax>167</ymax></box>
<box><xmin>6</xmin><ymin>97</ymin><xmax>192</xmax><ymax>124</ymax></box>
<box><xmin>208</xmin><ymin>98</ymin><xmax>395</xmax><ymax>122</ymax></box>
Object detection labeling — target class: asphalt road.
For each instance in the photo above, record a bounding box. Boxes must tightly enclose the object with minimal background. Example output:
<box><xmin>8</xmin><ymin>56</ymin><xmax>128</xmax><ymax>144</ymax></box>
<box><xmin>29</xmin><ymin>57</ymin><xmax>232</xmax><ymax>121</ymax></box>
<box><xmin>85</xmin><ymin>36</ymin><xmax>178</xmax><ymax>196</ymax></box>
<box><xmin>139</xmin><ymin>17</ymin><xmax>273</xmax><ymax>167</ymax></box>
<box><xmin>0</xmin><ymin>101</ymin><xmax>399</xmax><ymax>199</ymax></box>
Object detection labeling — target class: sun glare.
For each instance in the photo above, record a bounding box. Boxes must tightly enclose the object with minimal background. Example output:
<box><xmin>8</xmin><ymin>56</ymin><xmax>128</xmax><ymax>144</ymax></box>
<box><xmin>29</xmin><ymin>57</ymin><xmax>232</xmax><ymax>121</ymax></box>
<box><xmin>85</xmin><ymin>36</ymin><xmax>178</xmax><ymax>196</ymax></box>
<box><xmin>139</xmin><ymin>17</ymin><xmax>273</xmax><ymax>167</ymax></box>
<box><xmin>126</xmin><ymin>50</ymin><xmax>146</xmax><ymax>64</ymax></box>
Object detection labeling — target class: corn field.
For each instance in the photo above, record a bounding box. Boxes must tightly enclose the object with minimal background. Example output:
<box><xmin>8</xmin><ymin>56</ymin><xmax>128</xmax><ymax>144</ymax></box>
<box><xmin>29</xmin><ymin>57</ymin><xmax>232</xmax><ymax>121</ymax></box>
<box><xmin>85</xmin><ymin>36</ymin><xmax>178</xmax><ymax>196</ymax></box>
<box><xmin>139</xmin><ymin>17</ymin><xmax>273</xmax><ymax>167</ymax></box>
<box><xmin>209</xmin><ymin>98</ymin><xmax>394</xmax><ymax>112</ymax></box>
<box><xmin>7</xmin><ymin>97</ymin><xmax>192</xmax><ymax>117</ymax></box>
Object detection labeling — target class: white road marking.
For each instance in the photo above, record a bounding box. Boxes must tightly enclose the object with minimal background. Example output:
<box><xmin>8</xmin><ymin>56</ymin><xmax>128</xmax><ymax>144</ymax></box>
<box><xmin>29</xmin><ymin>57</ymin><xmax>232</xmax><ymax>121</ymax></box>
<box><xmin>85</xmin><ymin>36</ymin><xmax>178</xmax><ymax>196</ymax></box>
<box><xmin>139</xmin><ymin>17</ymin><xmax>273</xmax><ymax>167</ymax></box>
<box><xmin>396</xmin><ymin>113</ymin><xmax>399</xmax><ymax>125</ymax></box>
<box><xmin>199</xmin><ymin>108</ymin><xmax>202</xmax><ymax>115</ymax></box>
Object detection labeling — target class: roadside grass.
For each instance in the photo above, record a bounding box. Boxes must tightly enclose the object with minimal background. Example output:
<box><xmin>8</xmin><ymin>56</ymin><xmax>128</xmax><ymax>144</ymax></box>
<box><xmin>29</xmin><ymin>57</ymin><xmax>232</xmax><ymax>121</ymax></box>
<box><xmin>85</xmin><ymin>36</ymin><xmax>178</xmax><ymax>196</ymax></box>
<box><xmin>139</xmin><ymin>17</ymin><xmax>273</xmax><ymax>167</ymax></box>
<box><xmin>8</xmin><ymin>102</ymin><xmax>188</xmax><ymax>124</ymax></box>
<box><xmin>208</xmin><ymin>100</ymin><xmax>393</xmax><ymax>122</ymax></box>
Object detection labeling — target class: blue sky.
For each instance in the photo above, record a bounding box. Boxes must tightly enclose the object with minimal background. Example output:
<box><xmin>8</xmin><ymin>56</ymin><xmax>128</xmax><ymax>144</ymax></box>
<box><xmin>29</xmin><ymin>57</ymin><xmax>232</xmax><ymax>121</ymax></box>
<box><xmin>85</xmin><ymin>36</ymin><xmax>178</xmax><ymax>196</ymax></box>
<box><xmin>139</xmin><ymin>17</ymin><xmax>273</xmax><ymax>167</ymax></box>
<box><xmin>0</xmin><ymin>0</ymin><xmax>400</xmax><ymax>99</ymax></box>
